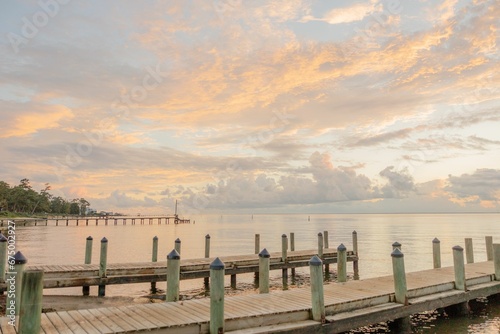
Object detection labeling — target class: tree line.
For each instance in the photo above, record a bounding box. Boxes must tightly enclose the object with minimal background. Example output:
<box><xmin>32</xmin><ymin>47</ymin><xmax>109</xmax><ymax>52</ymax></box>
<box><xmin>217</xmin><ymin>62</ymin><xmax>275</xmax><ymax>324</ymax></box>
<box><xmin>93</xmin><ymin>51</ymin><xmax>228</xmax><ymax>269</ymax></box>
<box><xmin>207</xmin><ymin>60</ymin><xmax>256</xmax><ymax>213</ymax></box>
<box><xmin>0</xmin><ymin>178</ymin><xmax>91</xmax><ymax>216</ymax></box>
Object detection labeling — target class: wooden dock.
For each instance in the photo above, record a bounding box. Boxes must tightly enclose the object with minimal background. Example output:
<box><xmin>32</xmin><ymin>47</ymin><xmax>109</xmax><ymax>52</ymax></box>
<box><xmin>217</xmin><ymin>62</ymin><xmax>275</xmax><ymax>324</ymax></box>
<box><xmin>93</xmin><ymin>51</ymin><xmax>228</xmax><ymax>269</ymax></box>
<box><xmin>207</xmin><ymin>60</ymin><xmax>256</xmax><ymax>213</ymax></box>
<box><xmin>11</xmin><ymin>248</ymin><xmax>357</xmax><ymax>290</ymax></box>
<box><xmin>1</xmin><ymin>260</ymin><xmax>499</xmax><ymax>333</ymax></box>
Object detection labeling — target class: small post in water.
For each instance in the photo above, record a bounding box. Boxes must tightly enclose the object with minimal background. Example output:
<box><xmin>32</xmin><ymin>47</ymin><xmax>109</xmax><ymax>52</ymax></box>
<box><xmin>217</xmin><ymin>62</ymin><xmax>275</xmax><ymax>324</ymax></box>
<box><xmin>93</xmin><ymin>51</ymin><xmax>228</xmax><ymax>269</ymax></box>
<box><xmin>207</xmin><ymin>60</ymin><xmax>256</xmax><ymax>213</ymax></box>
<box><xmin>210</xmin><ymin>257</ymin><xmax>225</xmax><ymax>334</ymax></box>
<box><xmin>317</xmin><ymin>232</ymin><xmax>323</xmax><ymax>258</ymax></box>
<box><xmin>392</xmin><ymin>241</ymin><xmax>402</xmax><ymax>251</ymax></box>
<box><xmin>166</xmin><ymin>249</ymin><xmax>180</xmax><ymax>302</ymax></box>
<box><xmin>337</xmin><ymin>243</ymin><xmax>347</xmax><ymax>282</ymax></box>
<box><xmin>486</xmin><ymin>236</ymin><xmax>493</xmax><ymax>261</ymax></box>
<box><xmin>465</xmin><ymin>238</ymin><xmax>474</xmax><ymax>264</ymax></box>
<box><xmin>98</xmin><ymin>237</ymin><xmax>108</xmax><ymax>297</ymax></box>
<box><xmin>18</xmin><ymin>269</ymin><xmax>43</xmax><ymax>333</ymax></box>
<box><xmin>432</xmin><ymin>238</ymin><xmax>441</xmax><ymax>269</ymax></box>
<box><xmin>174</xmin><ymin>238</ymin><xmax>181</xmax><ymax>255</ymax></box>
<box><xmin>151</xmin><ymin>236</ymin><xmax>158</xmax><ymax>293</ymax></box>
<box><xmin>259</xmin><ymin>248</ymin><xmax>270</xmax><ymax>294</ymax></box>
<box><xmin>83</xmin><ymin>236</ymin><xmax>93</xmax><ymax>296</ymax></box>
<box><xmin>323</xmin><ymin>231</ymin><xmax>329</xmax><ymax>249</ymax></box>
<box><xmin>309</xmin><ymin>256</ymin><xmax>325</xmax><ymax>323</ymax></box>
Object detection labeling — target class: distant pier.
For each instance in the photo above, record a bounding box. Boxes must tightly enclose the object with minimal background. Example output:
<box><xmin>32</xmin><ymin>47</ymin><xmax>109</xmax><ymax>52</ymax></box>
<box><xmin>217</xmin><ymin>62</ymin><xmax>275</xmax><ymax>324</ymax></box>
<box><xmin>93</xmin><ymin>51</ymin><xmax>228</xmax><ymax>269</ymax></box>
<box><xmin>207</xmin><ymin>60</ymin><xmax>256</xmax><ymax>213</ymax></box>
<box><xmin>0</xmin><ymin>215</ymin><xmax>190</xmax><ymax>227</ymax></box>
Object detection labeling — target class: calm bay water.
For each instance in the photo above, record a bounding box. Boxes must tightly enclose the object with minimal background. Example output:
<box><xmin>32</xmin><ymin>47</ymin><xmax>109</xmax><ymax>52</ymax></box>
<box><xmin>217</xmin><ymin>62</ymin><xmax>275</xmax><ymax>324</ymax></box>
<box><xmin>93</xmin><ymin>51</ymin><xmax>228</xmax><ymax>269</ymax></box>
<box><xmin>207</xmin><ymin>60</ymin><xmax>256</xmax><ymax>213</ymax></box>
<box><xmin>14</xmin><ymin>213</ymin><xmax>500</xmax><ymax>333</ymax></box>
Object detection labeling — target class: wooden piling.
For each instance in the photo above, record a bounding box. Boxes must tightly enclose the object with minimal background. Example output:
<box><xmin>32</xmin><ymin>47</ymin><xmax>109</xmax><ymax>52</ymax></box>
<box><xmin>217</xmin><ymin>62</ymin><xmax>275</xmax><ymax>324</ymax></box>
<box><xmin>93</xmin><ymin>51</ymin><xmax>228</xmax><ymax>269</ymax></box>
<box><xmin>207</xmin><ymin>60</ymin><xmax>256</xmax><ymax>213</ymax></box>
<box><xmin>18</xmin><ymin>270</ymin><xmax>43</xmax><ymax>333</ymax></box>
<box><xmin>204</xmin><ymin>234</ymin><xmax>210</xmax><ymax>287</ymax></box>
<box><xmin>493</xmin><ymin>244</ymin><xmax>500</xmax><ymax>280</ymax></box>
<box><xmin>323</xmin><ymin>231</ymin><xmax>329</xmax><ymax>249</ymax></box>
<box><xmin>465</xmin><ymin>238</ymin><xmax>474</xmax><ymax>264</ymax></box>
<box><xmin>151</xmin><ymin>236</ymin><xmax>158</xmax><ymax>293</ymax></box>
<box><xmin>309</xmin><ymin>256</ymin><xmax>325</xmax><ymax>323</ymax></box>
<box><xmin>317</xmin><ymin>232</ymin><xmax>323</xmax><ymax>258</ymax></box>
<box><xmin>259</xmin><ymin>248</ymin><xmax>270</xmax><ymax>294</ymax></box>
<box><xmin>83</xmin><ymin>236</ymin><xmax>93</xmax><ymax>296</ymax></box>
<box><xmin>486</xmin><ymin>236</ymin><xmax>493</xmax><ymax>261</ymax></box>
<box><xmin>282</xmin><ymin>234</ymin><xmax>288</xmax><ymax>288</ymax></box>
<box><xmin>432</xmin><ymin>238</ymin><xmax>441</xmax><ymax>269</ymax></box>
<box><xmin>6</xmin><ymin>251</ymin><xmax>27</xmax><ymax>317</ymax></box>
<box><xmin>352</xmin><ymin>231</ymin><xmax>359</xmax><ymax>278</ymax></box>
<box><xmin>0</xmin><ymin>234</ymin><xmax>7</xmax><ymax>284</ymax></box>
<box><xmin>166</xmin><ymin>249</ymin><xmax>180</xmax><ymax>302</ymax></box>
<box><xmin>255</xmin><ymin>234</ymin><xmax>260</xmax><ymax>254</ymax></box>
<box><xmin>452</xmin><ymin>245</ymin><xmax>466</xmax><ymax>291</ymax></box>
<box><xmin>290</xmin><ymin>232</ymin><xmax>296</xmax><ymax>277</ymax></box>
<box><xmin>391</xmin><ymin>248</ymin><xmax>407</xmax><ymax>305</ymax></box>
<box><xmin>175</xmin><ymin>238</ymin><xmax>181</xmax><ymax>255</ymax></box>
<box><xmin>337</xmin><ymin>243</ymin><xmax>347</xmax><ymax>283</ymax></box>
<box><xmin>98</xmin><ymin>237</ymin><xmax>108</xmax><ymax>297</ymax></box>
<box><xmin>210</xmin><ymin>257</ymin><xmax>225</xmax><ymax>334</ymax></box>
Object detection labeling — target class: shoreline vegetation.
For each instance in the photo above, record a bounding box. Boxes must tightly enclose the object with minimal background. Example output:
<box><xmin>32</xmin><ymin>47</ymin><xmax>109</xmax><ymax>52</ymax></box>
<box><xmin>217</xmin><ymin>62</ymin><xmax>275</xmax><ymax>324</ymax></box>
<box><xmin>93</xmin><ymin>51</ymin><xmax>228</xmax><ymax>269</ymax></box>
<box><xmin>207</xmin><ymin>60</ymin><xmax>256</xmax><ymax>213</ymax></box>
<box><xmin>0</xmin><ymin>178</ymin><xmax>91</xmax><ymax>217</ymax></box>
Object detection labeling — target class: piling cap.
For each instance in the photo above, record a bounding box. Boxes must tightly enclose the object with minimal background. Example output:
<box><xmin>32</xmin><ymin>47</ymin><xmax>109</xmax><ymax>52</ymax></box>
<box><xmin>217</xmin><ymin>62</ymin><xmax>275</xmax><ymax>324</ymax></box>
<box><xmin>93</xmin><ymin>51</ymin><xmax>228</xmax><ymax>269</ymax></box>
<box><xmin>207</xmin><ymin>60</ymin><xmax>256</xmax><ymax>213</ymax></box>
<box><xmin>318</xmin><ymin>232</ymin><xmax>323</xmax><ymax>236</ymax></box>
<box><xmin>210</xmin><ymin>257</ymin><xmax>225</xmax><ymax>270</ymax></box>
<box><xmin>14</xmin><ymin>251</ymin><xmax>28</xmax><ymax>264</ymax></box>
<box><xmin>352</xmin><ymin>230</ymin><xmax>357</xmax><ymax>234</ymax></box>
<box><xmin>392</xmin><ymin>241</ymin><xmax>401</xmax><ymax>247</ymax></box>
<box><xmin>153</xmin><ymin>236</ymin><xmax>158</xmax><ymax>240</ymax></box>
<box><xmin>259</xmin><ymin>248</ymin><xmax>270</xmax><ymax>258</ymax></box>
<box><xmin>309</xmin><ymin>255</ymin><xmax>322</xmax><ymax>266</ymax></box>
<box><xmin>391</xmin><ymin>248</ymin><xmax>404</xmax><ymax>258</ymax></box>
<box><xmin>167</xmin><ymin>249</ymin><xmax>180</xmax><ymax>260</ymax></box>
<box><xmin>175</xmin><ymin>238</ymin><xmax>181</xmax><ymax>243</ymax></box>
<box><xmin>205</xmin><ymin>234</ymin><xmax>210</xmax><ymax>238</ymax></box>
<box><xmin>337</xmin><ymin>243</ymin><xmax>346</xmax><ymax>251</ymax></box>
<box><xmin>0</xmin><ymin>233</ymin><xmax>7</xmax><ymax>242</ymax></box>
<box><xmin>453</xmin><ymin>245</ymin><xmax>463</xmax><ymax>251</ymax></box>
<box><xmin>281</xmin><ymin>234</ymin><xmax>287</xmax><ymax>238</ymax></box>
<box><xmin>86</xmin><ymin>236</ymin><xmax>93</xmax><ymax>241</ymax></box>
<box><xmin>101</xmin><ymin>237</ymin><xmax>108</xmax><ymax>243</ymax></box>
<box><xmin>432</xmin><ymin>238</ymin><xmax>440</xmax><ymax>243</ymax></box>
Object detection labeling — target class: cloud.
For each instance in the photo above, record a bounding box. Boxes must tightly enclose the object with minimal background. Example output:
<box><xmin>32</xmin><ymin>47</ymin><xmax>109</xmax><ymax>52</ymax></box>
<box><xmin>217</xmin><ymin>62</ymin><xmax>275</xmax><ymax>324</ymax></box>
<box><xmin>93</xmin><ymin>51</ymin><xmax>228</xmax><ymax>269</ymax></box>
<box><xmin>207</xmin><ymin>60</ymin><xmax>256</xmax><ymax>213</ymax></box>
<box><xmin>446</xmin><ymin>169</ymin><xmax>500</xmax><ymax>202</ymax></box>
<box><xmin>302</xmin><ymin>1</ymin><xmax>381</xmax><ymax>25</ymax></box>
<box><xmin>379</xmin><ymin>166</ymin><xmax>416</xmax><ymax>198</ymax></box>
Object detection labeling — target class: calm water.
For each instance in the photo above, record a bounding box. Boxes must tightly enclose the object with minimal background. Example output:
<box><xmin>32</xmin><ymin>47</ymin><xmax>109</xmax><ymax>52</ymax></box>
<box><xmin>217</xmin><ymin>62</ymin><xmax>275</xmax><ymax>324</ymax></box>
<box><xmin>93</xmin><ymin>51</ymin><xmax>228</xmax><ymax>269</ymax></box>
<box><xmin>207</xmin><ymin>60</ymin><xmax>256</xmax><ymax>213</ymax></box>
<box><xmin>14</xmin><ymin>213</ymin><xmax>500</xmax><ymax>333</ymax></box>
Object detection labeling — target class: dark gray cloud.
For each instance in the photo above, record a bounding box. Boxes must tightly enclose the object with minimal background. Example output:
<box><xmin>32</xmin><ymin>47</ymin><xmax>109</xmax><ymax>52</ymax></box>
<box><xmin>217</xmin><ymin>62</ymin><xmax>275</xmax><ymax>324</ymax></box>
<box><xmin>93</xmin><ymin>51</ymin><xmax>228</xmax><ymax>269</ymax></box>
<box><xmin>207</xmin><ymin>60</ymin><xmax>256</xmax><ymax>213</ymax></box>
<box><xmin>446</xmin><ymin>169</ymin><xmax>500</xmax><ymax>201</ymax></box>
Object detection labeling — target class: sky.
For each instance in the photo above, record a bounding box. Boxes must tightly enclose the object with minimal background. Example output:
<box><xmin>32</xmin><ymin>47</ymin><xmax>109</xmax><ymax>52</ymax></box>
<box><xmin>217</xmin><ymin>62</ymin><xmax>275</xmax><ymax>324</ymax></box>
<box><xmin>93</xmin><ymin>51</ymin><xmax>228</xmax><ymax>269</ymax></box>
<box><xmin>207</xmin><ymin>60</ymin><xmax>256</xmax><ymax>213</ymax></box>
<box><xmin>0</xmin><ymin>0</ymin><xmax>499</xmax><ymax>215</ymax></box>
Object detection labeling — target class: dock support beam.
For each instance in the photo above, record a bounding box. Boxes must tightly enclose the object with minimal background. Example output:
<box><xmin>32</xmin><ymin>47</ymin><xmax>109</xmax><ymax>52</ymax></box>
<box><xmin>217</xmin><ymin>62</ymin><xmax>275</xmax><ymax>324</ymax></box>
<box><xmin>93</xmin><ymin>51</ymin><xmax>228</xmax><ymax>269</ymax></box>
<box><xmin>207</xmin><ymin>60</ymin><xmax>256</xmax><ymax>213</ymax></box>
<box><xmin>259</xmin><ymin>248</ymin><xmax>270</xmax><ymax>294</ymax></box>
<box><xmin>151</xmin><ymin>236</ymin><xmax>158</xmax><ymax>294</ymax></box>
<box><xmin>323</xmin><ymin>231</ymin><xmax>329</xmax><ymax>276</ymax></box>
<box><xmin>210</xmin><ymin>258</ymin><xmax>225</xmax><ymax>334</ymax></box>
<box><xmin>309</xmin><ymin>256</ymin><xmax>325</xmax><ymax>323</ymax></box>
<box><xmin>432</xmin><ymin>238</ymin><xmax>441</xmax><ymax>269</ymax></box>
<box><xmin>337</xmin><ymin>243</ymin><xmax>347</xmax><ymax>282</ymax></box>
<box><xmin>493</xmin><ymin>244</ymin><xmax>500</xmax><ymax>280</ymax></box>
<box><xmin>83</xmin><ymin>236</ymin><xmax>93</xmax><ymax>296</ymax></box>
<box><xmin>18</xmin><ymin>269</ymin><xmax>43</xmax><ymax>333</ymax></box>
<box><xmin>98</xmin><ymin>237</ymin><xmax>108</xmax><ymax>297</ymax></box>
<box><xmin>290</xmin><ymin>232</ymin><xmax>295</xmax><ymax>278</ymax></box>
<box><xmin>166</xmin><ymin>249</ymin><xmax>180</xmax><ymax>302</ymax></box>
